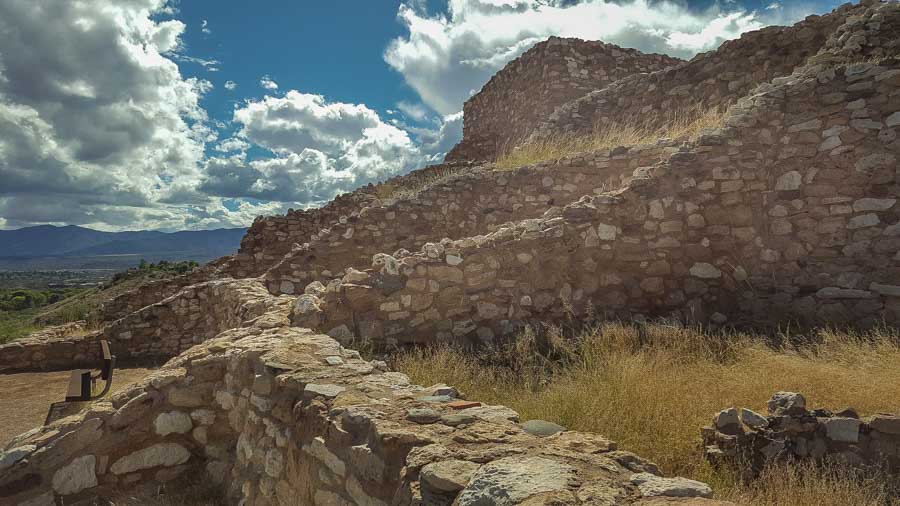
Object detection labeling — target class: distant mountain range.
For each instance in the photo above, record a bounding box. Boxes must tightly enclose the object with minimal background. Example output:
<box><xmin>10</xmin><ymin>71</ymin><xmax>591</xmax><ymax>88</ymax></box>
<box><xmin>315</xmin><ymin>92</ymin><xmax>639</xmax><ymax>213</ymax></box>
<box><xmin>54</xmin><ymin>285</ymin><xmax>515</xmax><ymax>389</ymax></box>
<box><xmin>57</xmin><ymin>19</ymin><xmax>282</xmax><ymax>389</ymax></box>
<box><xmin>0</xmin><ymin>225</ymin><xmax>246</xmax><ymax>270</ymax></box>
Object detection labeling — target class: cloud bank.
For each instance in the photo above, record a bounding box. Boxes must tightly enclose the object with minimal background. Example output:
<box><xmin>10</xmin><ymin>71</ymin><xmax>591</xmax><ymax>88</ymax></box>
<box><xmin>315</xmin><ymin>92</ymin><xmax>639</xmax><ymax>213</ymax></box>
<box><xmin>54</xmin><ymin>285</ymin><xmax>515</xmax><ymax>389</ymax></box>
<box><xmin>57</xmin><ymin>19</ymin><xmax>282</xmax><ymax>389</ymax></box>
<box><xmin>0</xmin><ymin>0</ymin><xmax>828</xmax><ymax>231</ymax></box>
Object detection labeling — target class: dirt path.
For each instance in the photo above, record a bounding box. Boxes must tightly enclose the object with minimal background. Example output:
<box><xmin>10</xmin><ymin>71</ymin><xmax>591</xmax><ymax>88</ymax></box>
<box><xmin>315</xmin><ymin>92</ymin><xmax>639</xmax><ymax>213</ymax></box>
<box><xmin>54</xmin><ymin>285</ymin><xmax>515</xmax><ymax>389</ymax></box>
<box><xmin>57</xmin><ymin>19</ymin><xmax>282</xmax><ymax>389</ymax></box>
<box><xmin>0</xmin><ymin>367</ymin><xmax>153</xmax><ymax>446</ymax></box>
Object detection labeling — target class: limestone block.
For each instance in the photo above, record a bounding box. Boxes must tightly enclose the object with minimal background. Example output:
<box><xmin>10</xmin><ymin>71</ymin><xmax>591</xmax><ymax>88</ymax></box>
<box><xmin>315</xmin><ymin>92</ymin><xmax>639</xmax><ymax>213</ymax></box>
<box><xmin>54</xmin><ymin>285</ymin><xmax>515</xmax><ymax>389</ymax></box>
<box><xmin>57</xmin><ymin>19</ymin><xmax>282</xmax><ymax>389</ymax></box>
<box><xmin>630</xmin><ymin>473</ymin><xmax>712</xmax><ymax>498</ymax></box>
<box><xmin>823</xmin><ymin>417</ymin><xmax>861</xmax><ymax>443</ymax></box>
<box><xmin>154</xmin><ymin>411</ymin><xmax>193</xmax><ymax>436</ymax></box>
<box><xmin>110</xmin><ymin>443</ymin><xmax>191</xmax><ymax>475</ymax></box>
<box><xmin>456</xmin><ymin>457</ymin><xmax>575</xmax><ymax>505</ymax></box>
<box><xmin>421</xmin><ymin>459</ymin><xmax>481</xmax><ymax>492</ymax></box>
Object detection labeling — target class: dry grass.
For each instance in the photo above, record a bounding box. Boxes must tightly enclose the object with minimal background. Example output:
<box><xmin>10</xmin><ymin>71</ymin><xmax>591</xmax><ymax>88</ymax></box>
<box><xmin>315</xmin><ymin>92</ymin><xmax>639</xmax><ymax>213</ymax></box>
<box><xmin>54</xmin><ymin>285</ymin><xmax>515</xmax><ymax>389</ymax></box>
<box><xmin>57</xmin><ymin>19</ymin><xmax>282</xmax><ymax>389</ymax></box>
<box><xmin>392</xmin><ymin>323</ymin><xmax>900</xmax><ymax>505</ymax></box>
<box><xmin>376</xmin><ymin>164</ymin><xmax>469</xmax><ymax>201</ymax></box>
<box><xmin>493</xmin><ymin>103</ymin><xmax>728</xmax><ymax>171</ymax></box>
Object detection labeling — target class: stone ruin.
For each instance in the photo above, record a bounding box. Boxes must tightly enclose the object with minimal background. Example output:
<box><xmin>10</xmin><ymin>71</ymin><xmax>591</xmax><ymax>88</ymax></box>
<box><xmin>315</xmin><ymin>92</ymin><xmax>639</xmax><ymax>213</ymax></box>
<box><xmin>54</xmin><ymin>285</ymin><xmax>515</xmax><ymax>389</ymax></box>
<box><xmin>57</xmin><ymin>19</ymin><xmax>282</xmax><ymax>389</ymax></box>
<box><xmin>704</xmin><ymin>392</ymin><xmax>900</xmax><ymax>475</ymax></box>
<box><xmin>1</xmin><ymin>0</ymin><xmax>899</xmax><ymax>503</ymax></box>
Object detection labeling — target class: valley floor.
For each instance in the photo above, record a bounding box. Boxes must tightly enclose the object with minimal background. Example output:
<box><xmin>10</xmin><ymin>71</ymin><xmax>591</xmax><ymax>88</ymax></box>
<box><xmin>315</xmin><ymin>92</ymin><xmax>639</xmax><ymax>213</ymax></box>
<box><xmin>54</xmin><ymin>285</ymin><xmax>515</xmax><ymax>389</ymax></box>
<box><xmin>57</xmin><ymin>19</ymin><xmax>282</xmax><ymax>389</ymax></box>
<box><xmin>394</xmin><ymin>323</ymin><xmax>900</xmax><ymax>506</ymax></box>
<box><xmin>0</xmin><ymin>367</ymin><xmax>154</xmax><ymax>445</ymax></box>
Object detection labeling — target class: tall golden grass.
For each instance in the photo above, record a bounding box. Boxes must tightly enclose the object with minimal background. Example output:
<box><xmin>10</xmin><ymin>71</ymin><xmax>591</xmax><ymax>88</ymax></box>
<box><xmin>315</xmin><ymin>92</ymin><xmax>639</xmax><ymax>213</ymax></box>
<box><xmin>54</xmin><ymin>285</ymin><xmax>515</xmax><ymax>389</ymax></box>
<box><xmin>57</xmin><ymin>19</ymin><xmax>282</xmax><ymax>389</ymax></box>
<box><xmin>493</xmin><ymin>103</ymin><xmax>728</xmax><ymax>171</ymax></box>
<box><xmin>393</xmin><ymin>323</ymin><xmax>900</xmax><ymax>505</ymax></box>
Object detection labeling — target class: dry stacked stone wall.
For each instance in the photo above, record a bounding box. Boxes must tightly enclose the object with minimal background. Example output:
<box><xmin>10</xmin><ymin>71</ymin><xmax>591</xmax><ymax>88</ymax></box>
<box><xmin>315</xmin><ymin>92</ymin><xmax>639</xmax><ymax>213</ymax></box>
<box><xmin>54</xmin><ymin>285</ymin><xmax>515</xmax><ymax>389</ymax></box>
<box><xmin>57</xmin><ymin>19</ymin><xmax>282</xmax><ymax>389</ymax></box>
<box><xmin>222</xmin><ymin>190</ymin><xmax>378</xmax><ymax>279</ymax></box>
<box><xmin>295</xmin><ymin>57</ymin><xmax>900</xmax><ymax>346</ymax></box>
<box><xmin>0</xmin><ymin>323</ymin><xmax>103</xmax><ymax>373</ymax></box>
<box><xmin>101</xmin><ymin>279</ymin><xmax>293</xmax><ymax>362</ymax></box>
<box><xmin>1</xmin><ymin>297</ymin><xmax>728</xmax><ymax>506</ymax></box>
<box><xmin>446</xmin><ymin>37</ymin><xmax>680</xmax><ymax>162</ymax></box>
<box><xmin>99</xmin><ymin>265</ymin><xmax>221</xmax><ymax>323</ymax></box>
<box><xmin>264</xmin><ymin>144</ymin><xmax>675</xmax><ymax>296</ymax></box>
<box><xmin>704</xmin><ymin>392</ymin><xmax>900</xmax><ymax>475</ymax></box>
<box><xmin>529</xmin><ymin>3</ymin><xmax>875</xmax><ymax>143</ymax></box>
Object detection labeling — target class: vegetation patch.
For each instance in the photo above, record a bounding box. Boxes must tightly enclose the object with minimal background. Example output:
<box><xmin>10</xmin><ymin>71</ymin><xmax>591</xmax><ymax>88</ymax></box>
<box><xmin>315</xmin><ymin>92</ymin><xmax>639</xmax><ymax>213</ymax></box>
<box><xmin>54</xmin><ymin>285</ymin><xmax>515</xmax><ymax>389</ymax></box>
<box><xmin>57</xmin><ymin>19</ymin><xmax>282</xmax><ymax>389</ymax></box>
<box><xmin>0</xmin><ymin>260</ymin><xmax>200</xmax><ymax>343</ymax></box>
<box><xmin>493</xmin><ymin>104</ymin><xmax>728</xmax><ymax>171</ymax></box>
<box><xmin>375</xmin><ymin>164</ymin><xmax>471</xmax><ymax>202</ymax></box>
<box><xmin>393</xmin><ymin>323</ymin><xmax>900</xmax><ymax>505</ymax></box>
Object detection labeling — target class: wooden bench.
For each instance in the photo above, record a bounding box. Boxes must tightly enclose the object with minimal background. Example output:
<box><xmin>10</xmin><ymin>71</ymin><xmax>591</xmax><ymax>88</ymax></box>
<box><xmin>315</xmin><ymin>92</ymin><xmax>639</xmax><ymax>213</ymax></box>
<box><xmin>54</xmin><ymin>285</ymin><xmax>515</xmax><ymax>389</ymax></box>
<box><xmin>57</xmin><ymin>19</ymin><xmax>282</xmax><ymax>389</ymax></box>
<box><xmin>64</xmin><ymin>340</ymin><xmax>116</xmax><ymax>402</ymax></box>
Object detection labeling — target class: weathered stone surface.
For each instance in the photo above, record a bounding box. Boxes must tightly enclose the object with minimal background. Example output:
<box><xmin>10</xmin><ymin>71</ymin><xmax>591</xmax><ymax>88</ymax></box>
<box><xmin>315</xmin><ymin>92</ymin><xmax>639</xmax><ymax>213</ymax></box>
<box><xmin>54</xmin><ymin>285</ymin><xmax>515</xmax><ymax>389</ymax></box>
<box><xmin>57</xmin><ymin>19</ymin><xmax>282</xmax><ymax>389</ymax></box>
<box><xmin>823</xmin><ymin>417</ymin><xmax>861</xmax><ymax>443</ymax></box>
<box><xmin>154</xmin><ymin>411</ymin><xmax>193</xmax><ymax>436</ymax></box>
<box><xmin>0</xmin><ymin>445</ymin><xmax>35</xmax><ymax>473</ymax></box>
<box><xmin>767</xmin><ymin>392</ymin><xmax>806</xmax><ymax>415</ymax></box>
<box><xmin>420</xmin><ymin>459</ymin><xmax>481</xmax><ymax>492</ymax></box>
<box><xmin>521</xmin><ymin>420</ymin><xmax>566</xmax><ymax>437</ymax></box>
<box><xmin>110</xmin><ymin>443</ymin><xmax>191</xmax><ymax>475</ymax></box>
<box><xmin>630</xmin><ymin>473</ymin><xmax>712</xmax><ymax>498</ymax></box>
<box><xmin>52</xmin><ymin>455</ymin><xmax>97</xmax><ymax>495</ymax></box>
<box><xmin>456</xmin><ymin>457</ymin><xmax>576</xmax><ymax>505</ymax></box>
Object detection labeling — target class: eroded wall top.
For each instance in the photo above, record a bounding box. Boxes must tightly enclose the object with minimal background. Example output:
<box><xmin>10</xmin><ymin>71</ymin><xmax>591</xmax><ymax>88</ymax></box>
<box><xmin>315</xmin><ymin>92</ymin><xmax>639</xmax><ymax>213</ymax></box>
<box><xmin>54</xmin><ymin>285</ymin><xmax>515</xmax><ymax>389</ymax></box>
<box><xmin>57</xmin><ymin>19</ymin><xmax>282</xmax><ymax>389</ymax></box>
<box><xmin>445</xmin><ymin>37</ymin><xmax>681</xmax><ymax>162</ymax></box>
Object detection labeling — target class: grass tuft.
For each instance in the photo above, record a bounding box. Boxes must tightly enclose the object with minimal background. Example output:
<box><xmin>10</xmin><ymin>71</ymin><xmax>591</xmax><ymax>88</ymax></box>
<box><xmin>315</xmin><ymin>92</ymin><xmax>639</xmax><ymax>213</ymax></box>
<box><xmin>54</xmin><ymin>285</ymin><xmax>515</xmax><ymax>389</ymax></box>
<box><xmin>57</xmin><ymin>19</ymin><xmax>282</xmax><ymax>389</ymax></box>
<box><xmin>493</xmin><ymin>103</ymin><xmax>728</xmax><ymax>171</ymax></box>
<box><xmin>392</xmin><ymin>323</ymin><xmax>900</xmax><ymax>504</ymax></box>
<box><xmin>376</xmin><ymin>164</ymin><xmax>469</xmax><ymax>201</ymax></box>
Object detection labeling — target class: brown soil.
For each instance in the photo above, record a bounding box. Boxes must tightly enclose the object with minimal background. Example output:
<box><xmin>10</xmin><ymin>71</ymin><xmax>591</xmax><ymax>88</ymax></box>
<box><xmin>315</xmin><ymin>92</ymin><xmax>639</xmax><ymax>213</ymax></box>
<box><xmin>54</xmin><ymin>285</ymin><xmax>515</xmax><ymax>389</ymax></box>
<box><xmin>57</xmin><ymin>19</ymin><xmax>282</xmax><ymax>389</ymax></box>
<box><xmin>0</xmin><ymin>367</ymin><xmax>153</xmax><ymax>446</ymax></box>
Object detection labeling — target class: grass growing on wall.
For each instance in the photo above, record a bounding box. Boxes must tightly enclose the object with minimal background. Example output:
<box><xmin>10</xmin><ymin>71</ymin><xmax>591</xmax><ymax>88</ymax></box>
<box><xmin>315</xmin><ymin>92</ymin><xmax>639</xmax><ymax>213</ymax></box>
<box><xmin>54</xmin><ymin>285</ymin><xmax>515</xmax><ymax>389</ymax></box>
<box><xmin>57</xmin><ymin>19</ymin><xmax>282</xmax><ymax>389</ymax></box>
<box><xmin>393</xmin><ymin>323</ymin><xmax>900</xmax><ymax>505</ymax></box>
<box><xmin>493</xmin><ymin>103</ymin><xmax>728</xmax><ymax>171</ymax></box>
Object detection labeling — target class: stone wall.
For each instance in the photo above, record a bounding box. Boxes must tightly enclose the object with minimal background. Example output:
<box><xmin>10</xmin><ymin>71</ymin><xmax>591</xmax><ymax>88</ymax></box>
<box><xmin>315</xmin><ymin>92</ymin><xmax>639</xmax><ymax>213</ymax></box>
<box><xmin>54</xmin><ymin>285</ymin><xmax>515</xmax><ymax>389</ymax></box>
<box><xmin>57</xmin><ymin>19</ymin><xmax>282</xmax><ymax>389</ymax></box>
<box><xmin>529</xmin><ymin>2</ymin><xmax>870</xmax><ymax>142</ymax></box>
<box><xmin>221</xmin><ymin>190</ymin><xmax>378</xmax><ymax>279</ymax></box>
<box><xmin>0</xmin><ymin>279</ymin><xmax>292</xmax><ymax>373</ymax></box>
<box><xmin>0</xmin><ymin>324</ymin><xmax>103</xmax><ymax>374</ymax></box>
<box><xmin>295</xmin><ymin>57</ymin><xmax>900</xmax><ymax>346</ymax></box>
<box><xmin>704</xmin><ymin>391</ymin><xmax>900</xmax><ymax>475</ymax></box>
<box><xmin>0</xmin><ymin>307</ymin><xmax>728</xmax><ymax>505</ymax></box>
<box><xmin>264</xmin><ymin>144</ymin><xmax>675</xmax><ymax>296</ymax></box>
<box><xmin>446</xmin><ymin>37</ymin><xmax>680</xmax><ymax>162</ymax></box>
<box><xmin>99</xmin><ymin>265</ymin><xmax>222</xmax><ymax>323</ymax></box>
<box><xmin>100</xmin><ymin>279</ymin><xmax>293</xmax><ymax>362</ymax></box>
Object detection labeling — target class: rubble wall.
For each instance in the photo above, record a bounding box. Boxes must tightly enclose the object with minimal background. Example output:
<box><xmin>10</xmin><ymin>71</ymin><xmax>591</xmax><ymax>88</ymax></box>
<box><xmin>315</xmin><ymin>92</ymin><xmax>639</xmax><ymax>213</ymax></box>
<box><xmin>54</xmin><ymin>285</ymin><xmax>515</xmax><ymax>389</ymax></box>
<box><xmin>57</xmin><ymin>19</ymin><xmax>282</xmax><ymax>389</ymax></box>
<box><xmin>264</xmin><ymin>144</ymin><xmax>675</xmax><ymax>296</ymax></box>
<box><xmin>704</xmin><ymin>392</ymin><xmax>900</xmax><ymax>475</ymax></box>
<box><xmin>1</xmin><ymin>317</ymin><xmax>726</xmax><ymax>506</ymax></box>
<box><xmin>446</xmin><ymin>37</ymin><xmax>681</xmax><ymax>162</ymax></box>
<box><xmin>302</xmin><ymin>59</ymin><xmax>900</xmax><ymax>346</ymax></box>
<box><xmin>530</xmin><ymin>2</ymin><xmax>865</xmax><ymax>142</ymax></box>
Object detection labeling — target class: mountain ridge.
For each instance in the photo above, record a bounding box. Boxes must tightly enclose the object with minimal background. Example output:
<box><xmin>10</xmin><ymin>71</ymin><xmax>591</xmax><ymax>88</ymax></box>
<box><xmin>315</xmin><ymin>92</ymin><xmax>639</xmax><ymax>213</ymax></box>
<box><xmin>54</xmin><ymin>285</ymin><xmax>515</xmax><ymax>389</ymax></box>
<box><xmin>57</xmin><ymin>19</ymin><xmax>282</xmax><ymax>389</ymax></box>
<box><xmin>0</xmin><ymin>225</ymin><xmax>246</xmax><ymax>262</ymax></box>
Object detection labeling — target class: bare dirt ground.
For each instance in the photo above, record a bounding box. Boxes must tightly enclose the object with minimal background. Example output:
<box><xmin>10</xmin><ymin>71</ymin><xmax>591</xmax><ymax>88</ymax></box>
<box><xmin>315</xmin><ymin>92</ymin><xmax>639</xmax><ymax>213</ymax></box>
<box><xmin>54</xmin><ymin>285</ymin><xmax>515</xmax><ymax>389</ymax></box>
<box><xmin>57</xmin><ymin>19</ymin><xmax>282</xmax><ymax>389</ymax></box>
<box><xmin>0</xmin><ymin>367</ymin><xmax>153</xmax><ymax>445</ymax></box>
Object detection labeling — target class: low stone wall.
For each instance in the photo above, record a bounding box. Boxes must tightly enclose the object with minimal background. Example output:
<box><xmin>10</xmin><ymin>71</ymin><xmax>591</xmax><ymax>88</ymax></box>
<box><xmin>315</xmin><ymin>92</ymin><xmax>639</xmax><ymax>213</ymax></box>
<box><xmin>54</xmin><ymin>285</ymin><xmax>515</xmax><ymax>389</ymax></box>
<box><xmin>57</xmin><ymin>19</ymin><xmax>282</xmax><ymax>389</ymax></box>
<box><xmin>295</xmin><ymin>59</ymin><xmax>900</xmax><ymax>346</ymax></box>
<box><xmin>0</xmin><ymin>319</ymin><xmax>729</xmax><ymax>505</ymax></box>
<box><xmin>446</xmin><ymin>37</ymin><xmax>680</xmax><ymax>162</ymax></box>
<box><xmin>704</xmin><ymin>391</ymin><xmax>900</xmax><ymax>475</ymax></box>
<box><xmin>531</xmin><ymin>1</ymin><xmax>875</xmax><ymax>142</ymax></box>
<box><xmin>221</xmin><ymin>188</ymin><xmax>379</xmax><ymax>279</ymax></box>
<box><xmin>101</xmin><ymin>279</ymin><xmax>293</xmax><ymax>362</ymax></box>
<box><xmin>0</xmin><ymin>324</ymin><xmax>103</xmax><ymax>373</ymax></box>
<box><xmin>99</xmin><ymin>266</ymin><xmax>221</xmax><ymax>323</ymax></box>
<box><xmin>264</xmin><ymin>144</ymin><xmax>675</xmax><ymax>296</ymax></box>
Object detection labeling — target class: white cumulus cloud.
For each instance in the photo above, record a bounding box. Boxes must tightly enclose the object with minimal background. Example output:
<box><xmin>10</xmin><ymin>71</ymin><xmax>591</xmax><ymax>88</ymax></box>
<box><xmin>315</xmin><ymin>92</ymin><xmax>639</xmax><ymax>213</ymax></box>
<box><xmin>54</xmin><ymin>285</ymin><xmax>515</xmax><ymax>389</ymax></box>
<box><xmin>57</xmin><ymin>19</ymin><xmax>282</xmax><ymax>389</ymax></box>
<box><xmin>385</xmin><ymin>0</ymin><xmax>819</xmax><ymax>116</ymax></box>
<box><xmin>260</xmin><ymin>76</ymin><xmax>279</xmax><ymax>90</ymax></box>
<box><xmin>199</xmin><ymin>91</ymin><xmax>427</xmax><ymax>204</ymax></box>
<box><xmin>0</xmin><ymin>0</ymin><xmax>263</xmax><ymax>231</ymax></box>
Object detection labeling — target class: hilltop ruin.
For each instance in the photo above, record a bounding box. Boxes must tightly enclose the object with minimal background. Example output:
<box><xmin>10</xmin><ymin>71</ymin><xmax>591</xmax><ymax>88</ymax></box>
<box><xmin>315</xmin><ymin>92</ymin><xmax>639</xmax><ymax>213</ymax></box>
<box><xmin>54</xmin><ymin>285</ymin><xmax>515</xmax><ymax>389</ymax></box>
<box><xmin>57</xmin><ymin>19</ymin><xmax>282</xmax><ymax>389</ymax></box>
<box><xmin>1</xmin><ymin>0</ymin><xmax>899</xmax><ymax>504</ymax></box>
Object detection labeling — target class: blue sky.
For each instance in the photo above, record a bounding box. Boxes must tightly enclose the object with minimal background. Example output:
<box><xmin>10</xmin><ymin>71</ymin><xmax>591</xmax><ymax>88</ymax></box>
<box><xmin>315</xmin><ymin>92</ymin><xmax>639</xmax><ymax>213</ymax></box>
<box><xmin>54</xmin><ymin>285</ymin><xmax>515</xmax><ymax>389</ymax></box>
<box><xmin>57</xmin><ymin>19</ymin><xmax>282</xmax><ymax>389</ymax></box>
<box><xmin>0</xmin><ymin>0</ymin><xmax>844</xmax><ymax>231</ymax></box>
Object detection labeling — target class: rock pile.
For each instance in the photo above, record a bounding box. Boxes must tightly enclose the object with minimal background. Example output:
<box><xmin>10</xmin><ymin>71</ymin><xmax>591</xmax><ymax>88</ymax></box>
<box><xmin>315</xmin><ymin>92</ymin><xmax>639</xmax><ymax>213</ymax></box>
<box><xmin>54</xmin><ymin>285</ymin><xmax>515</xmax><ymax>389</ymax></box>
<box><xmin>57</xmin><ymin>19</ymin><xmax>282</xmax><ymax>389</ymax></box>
<box><xmin>704</xmin><ymin>392</ymin><xmax>900</xmax><ymax>475</ymax></box>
